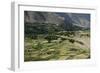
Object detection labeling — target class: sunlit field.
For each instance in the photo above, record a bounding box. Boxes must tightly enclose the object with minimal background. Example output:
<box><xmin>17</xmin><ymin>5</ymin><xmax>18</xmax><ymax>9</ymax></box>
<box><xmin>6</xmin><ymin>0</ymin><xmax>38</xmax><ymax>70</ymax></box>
<box><xmin>24</xmin><ymin>30</ymin><xmax>90</xmax><ymax>61</ymax></box>
<box><xmin>24</xmin><ymin>11</ymin><xmax>90</xmax><ymax>61</ymax></box>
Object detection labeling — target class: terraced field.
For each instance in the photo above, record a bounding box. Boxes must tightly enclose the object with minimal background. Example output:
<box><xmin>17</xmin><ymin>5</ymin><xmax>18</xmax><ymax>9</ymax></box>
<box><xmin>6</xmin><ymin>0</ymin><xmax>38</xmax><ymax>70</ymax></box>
<box><xmin>24</xmin><ymin>31</ymin><xmax>90</xmax><ymax>61</ymax></box>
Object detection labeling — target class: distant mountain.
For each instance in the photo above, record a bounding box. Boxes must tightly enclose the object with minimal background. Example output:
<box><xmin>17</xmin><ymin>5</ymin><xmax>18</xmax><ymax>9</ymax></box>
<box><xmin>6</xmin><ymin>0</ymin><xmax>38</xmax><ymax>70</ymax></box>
<box><xmin>57</xmin><ymin>13</ymin><xmax>90</xmax><ymax>29</ymax></box>
<box><xmin>24</xmin><ymin>11</ymin><xmax>90</xmax><ymax>31</ymax></box>
<box><xmin>24</xmin><ymin>11</ymin><xmax>64</xmax><ymax>25</ymax></box>
<box><xmin>68</xmin><ymin>13</ymin><xmax>90</xmax><ymax>29</ymax></box>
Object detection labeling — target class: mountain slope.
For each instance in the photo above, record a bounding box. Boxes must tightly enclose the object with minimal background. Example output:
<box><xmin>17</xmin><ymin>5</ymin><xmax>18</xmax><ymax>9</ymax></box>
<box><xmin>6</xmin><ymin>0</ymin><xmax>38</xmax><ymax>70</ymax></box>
<box><xmin>24</xmin><ymin>11</ymin><xmax>90</xmax><ymax>32</ymax></box>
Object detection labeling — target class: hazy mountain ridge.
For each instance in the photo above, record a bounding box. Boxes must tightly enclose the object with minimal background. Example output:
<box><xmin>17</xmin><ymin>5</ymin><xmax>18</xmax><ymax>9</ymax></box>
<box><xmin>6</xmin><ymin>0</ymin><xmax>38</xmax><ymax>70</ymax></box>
<box><xmin>24</xmin><ymin>11</ymin><xmax>64</xmax><ymax>24</ymax></box>
<box><xmin>24</xmin><ymin>11</ymin><xmax>90</xmax><ymax>31</ymax></box>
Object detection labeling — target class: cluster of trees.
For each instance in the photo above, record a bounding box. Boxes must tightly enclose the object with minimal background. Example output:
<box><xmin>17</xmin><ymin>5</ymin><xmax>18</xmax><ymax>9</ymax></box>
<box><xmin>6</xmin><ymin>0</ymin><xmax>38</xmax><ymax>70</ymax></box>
<box><xmin>25</xmin><ymin>22</ymin><xmax>63</xmax><ymax>36</ymax></box>
<box><xmin>57</xmin><ymin>31</ymin><xmax>75</xmax><ymax>37</ymax></box>
<box><xmin>25</xmin><ymin>22</ymin><xmax>89</xmax><ymax>44</ymax></box>
<box><xmin>45</xmin><ymin>35</ymin><xmax>59</xmax><ymax>43</ymax></box>
<box><xmin>24</xmin><ymin>22</ymin><xmax>84</xmax><ymax>37</ymax></box>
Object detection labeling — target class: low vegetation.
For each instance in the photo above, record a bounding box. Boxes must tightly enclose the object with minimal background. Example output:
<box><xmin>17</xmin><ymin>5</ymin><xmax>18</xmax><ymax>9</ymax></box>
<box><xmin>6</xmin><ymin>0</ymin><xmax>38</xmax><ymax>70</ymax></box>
<box><xmin>24</xmin><ymin>25</ymin><xmax>90</xmax><ymax>61</ymax></box>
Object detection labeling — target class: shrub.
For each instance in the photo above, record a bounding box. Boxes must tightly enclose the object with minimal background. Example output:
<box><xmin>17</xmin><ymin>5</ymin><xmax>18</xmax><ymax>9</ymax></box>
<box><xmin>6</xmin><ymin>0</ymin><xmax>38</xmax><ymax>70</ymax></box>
<box><xmin>76</xmin><ymin>40</ymin><xmax>84</xmax><ymax>45</ymax></box>
<box><xmin>69</xmin><ymin>39</ymin><xmax>75</xmax><ymax>43</ymax></box>
<box><xmin>45</xmin><ymin>35</ymin><xmax>58</xmax><ymax>43</ymax></box>
<box><xmin>69</xmin><ymin>48</ymin><xmax>78</xmax><ymax>51</ymax></box>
